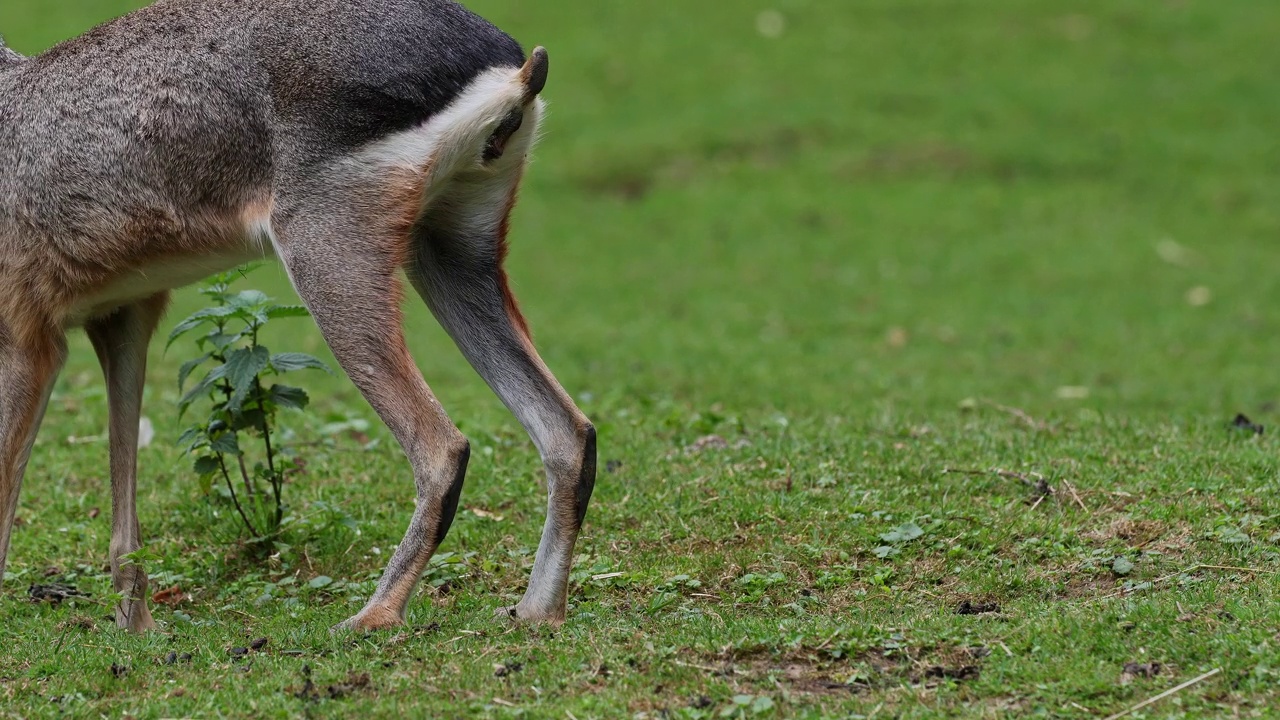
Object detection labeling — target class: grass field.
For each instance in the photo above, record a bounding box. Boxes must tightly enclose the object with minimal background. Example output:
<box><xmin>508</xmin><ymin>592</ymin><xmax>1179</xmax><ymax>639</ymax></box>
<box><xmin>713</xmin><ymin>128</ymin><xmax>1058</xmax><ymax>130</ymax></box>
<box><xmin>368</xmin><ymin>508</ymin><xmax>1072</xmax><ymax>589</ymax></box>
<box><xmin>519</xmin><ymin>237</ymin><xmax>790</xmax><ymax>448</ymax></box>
<box><xmin>3</xmin><ymin>0</ymin><xmax>1280</xmax><ymax>717</ymax></box>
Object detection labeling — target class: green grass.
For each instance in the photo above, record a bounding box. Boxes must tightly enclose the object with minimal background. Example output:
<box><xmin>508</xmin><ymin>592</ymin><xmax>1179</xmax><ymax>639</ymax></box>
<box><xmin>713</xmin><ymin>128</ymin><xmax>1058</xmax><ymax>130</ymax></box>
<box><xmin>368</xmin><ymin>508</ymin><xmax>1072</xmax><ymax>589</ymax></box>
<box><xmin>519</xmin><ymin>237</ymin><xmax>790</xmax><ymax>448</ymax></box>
<box><xmin>3</xmin><ymin>0</ymin><xmax>1280</xmax><ymax>717</ymax></box>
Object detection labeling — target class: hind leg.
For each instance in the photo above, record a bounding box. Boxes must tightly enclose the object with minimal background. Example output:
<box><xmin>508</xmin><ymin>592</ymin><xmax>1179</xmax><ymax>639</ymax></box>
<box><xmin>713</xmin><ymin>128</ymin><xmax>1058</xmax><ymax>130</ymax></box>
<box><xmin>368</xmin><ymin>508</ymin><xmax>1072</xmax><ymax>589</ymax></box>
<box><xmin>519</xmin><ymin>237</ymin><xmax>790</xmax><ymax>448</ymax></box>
<box><xmin>85</xmin><ymin>294</ymin><xmax>167</xmax><ymax>632</ymax></box>
<box><xmin>274</xmin><ymin>207</ymin><xmax>470</xmax><ymax>631</ymax></box>
<box><xmin>410</xmin><ymin>179</ymin><xmax>595</xmax><ymax>625</ymax></box>
<box><xmin>0</xmin><ymin>326</ymin><xmax>66</xmax><ymax>592</ymax></box>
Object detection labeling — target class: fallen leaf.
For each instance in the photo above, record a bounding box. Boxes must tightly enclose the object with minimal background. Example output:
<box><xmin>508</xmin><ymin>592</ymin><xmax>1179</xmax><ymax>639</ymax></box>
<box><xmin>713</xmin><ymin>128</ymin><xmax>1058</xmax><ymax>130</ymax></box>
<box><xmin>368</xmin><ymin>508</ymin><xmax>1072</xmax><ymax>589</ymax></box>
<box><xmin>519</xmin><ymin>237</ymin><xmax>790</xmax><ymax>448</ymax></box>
<box><xmin>151</xmin><ymin>585</ymin><xmax>187</xmax><ymax>606</ymax></box>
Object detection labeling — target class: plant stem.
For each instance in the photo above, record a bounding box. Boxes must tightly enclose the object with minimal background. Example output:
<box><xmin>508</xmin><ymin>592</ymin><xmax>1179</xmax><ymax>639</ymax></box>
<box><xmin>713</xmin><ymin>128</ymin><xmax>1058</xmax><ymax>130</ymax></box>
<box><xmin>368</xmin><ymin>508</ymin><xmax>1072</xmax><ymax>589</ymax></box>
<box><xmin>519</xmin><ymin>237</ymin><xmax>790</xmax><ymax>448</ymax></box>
<box><xmin>217</xmin><ymin>377</ymin><xmax>253</xmax><ymax>499</ymax></box>
<box><xmin>253</xmin><ymin>377</ymin><xmax>283</xmax><ymax>524</ymax></box>
<box><xmin>218</xmin><ymin>454</ymin><xmax>260</xmax><ymax>538</ymax></box>
<box><xmin>237</xmin><ymin>454</ymin><xmax>253</xmax><ymax>497</ymax></box>
<box><xmin>248</xmin><ymin>322</ymin><xmax>282</xmax><ymax>527</ymax></box>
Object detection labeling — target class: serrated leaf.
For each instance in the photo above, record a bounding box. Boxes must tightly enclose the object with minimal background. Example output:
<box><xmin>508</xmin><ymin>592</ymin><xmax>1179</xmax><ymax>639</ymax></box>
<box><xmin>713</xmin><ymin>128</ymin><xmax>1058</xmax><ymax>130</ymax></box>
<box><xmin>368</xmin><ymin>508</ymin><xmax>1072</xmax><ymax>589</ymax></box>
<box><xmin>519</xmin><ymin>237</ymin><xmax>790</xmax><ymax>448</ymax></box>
<box><xmin>228</xmin><ymin>290</ymin><xmax>269</xmax><ymax>309</ymax></box>
<box><xmin>178</xmin><ymin>354</ymin><xmax>212</xmax><ymax>391</ymax></box>
<box><xmin>193</xmin><ymin>456</ymin><xmax>220</xmax><ymax>476</ymax></box>
<box><xmin>209</xmin><ymin>432</ymin><xmax>241</xmax><ymax>456</ymax></box>
<box><xmin>178</xmin><ymin>363</ymin><xmax>229</xmax><ymax>417</ymax></box>
<box><xmin>206</xmin><ymin>330</ymin><xmax>247</xmax><ymax>352</ymax></box>
<box><xmin>879</xmin><ymin>521</ymin><xmax>925</xmax><ymax>544</ymax></box>
<box><xmin>270</xmin><ymin>353</ymin><xmax>332</xmax><ymax>375</ymax></box>
<box><xmin>176</xmin><ymin>427</ymin><xmax>204</xmax><ymax>452</ymax></box>
<box><xmin>223</xmin><ymin>346</ymin><xmax>270</xmax><ymax>412</ymax></box>
<box><xmin>166</xmin><ymin>306</ymin><xmax>239</xmax><ymax>348</ymax></box>
<box><xmin>270</xmin><ymin>385</ymin><xmax>310</xmax><ymax>411</ymax></box>
<box><xmin>1112</xmin><ymin>556</ymin><xmax>1135</xmax><ymax>575</ymax></box>
<box><xmin>265</xmin><ymin>305</ymin><xmax>311</xmax><ymax>319</ymax></box>
<box><xmin>176</xmin><ymin>426</ymin><xmax>199</xmax><ymax>446</ymax></box>
<box><xmin>231</xmin><ymin>408</ymin><xmax>266</xmax><ymax>431</ymax></box>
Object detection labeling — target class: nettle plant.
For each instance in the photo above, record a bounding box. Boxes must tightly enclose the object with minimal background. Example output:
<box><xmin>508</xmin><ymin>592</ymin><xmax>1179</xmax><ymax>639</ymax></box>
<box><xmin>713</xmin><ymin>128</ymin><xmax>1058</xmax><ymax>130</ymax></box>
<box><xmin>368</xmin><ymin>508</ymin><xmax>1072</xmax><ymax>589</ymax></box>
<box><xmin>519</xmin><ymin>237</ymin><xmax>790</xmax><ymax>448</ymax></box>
<box><xmin>170</xmin><ymin>267</ymin><xmax>330</xmax><ymax>547</ymax></box>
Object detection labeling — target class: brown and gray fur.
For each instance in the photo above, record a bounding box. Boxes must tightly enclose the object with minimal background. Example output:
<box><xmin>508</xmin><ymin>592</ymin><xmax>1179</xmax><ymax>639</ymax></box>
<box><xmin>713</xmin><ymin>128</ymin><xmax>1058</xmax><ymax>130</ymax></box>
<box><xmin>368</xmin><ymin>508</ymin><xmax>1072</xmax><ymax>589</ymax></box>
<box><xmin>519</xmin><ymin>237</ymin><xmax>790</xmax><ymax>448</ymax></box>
<box><xmin>0</xmin><ymin>0</ymin><xmax>595</xmax><ymax>632</ymax></box>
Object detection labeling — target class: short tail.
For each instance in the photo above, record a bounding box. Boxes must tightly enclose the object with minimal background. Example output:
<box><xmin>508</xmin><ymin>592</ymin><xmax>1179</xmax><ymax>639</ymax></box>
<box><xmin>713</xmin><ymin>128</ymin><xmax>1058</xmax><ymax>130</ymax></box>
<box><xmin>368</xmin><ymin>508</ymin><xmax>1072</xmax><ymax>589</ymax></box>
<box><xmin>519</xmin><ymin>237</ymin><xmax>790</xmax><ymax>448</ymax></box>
<box><xmin>358</xmin><ymin>47</ymin><xmax>549</xmax><ymax>182</ymax></box>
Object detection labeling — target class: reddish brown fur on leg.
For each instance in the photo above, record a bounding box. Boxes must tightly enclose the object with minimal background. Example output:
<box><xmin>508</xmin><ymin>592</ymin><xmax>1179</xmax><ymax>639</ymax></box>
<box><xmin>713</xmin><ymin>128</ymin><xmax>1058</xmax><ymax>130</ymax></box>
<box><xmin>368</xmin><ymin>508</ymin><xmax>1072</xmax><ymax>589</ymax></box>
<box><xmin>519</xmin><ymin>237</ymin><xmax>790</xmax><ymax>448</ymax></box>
<box><xmin>496</xmin><ymin>178</ymin><xmax>532</xmax><ymax>341</ymax></box>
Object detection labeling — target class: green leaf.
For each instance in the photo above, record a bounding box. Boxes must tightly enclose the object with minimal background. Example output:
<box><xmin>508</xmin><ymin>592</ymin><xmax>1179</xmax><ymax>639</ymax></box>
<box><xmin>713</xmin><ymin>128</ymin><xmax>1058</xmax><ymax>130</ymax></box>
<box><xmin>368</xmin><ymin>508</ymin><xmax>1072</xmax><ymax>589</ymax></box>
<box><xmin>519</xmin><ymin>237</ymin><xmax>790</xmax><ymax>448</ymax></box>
<box><xmin>308</xmin><ymin>575</ymin><xmax>333</xmax><ymax>589</ymax></box>
<box><xmin>269</xmin><ymin>385</ymin><xmax>310</xmax><ymax>411</ymax></box>
<box><xmin>750</xmin><ymin>696</ymin><xmax>775</xmax><ymax>713</ymax></box>
<box><xmin>231</xmin><ymin>408</ymin><xmax>267</xmax><ymax>431</ymax></box>
<box><xmin>176</xmin><ymin>427</ymin><xmax>200</xmax><ymax>447</ymax></box>
<box><xmin>270</xmin><ymin>353</ymin><xmax>332</xmax><ymax>375</ymax></box>
<box><xmin>1112</xmin><ymin>556</ymin><xmax>1135</xmax><ymax>575</ymax></box>
<box><xmin>228</xmin><ymin>290</ymin><xmax>270</xmax><ymax>309</ymax></box>
<box><xmin>178</xmin><ymin>354</ymin><xmax>212</xmax><ymax>391</ymax></box>
<box><xmin>206</xmin><ymin>330</ymin><xmax>248</xmax><ymax>352</ymax></box>
<box><xmin>176</xmin><ymin>427</ymin><xmax>204</xmax><ymax>452</ymax></box>
<box><xmin>193</xmin><ymin>456</ymin><xmax>221</xmax><ymax>476</ymax></box>
<box><xmin>223</xmin><ymin>346</ymin><xmax>271</xmax><ymax>412</ymax></box>
<box><xmin>166</xmin><ymin>306</ymin><xmax>239</xmax><ymax>349</ymax></box>
<box><xmin>178</xmin><ymin>364</ymin><xmax>229</xmax><ymax>417</ymax></box>
<box><xmin>879</xmin><ymin>521</ymin><xmax>925</xmax><ymax>544</ymax></box>
<box><xmin>265</xmin><ymin>304</ymin><xmax>311</xmax><ymax>319</ymax></box>
<box><xmin>1215</xmin><ymin>526</ymin><xmax>1252</xmax><ymax>544</ymax></box>
<box><xmin>209</xmin><ymin>432</ymin><xmax>241</xmax><ymax>456</ymax></box>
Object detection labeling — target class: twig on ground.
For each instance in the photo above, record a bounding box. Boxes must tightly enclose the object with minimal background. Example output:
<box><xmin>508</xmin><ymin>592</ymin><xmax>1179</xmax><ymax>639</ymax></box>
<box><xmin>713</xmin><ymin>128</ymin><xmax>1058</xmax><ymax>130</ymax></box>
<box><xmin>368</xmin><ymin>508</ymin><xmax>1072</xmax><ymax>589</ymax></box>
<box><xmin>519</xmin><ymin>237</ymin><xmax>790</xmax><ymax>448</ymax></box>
<box><xmin>943</xmin><ymin>467</ymin><xmax>1046</xmax><ymax>484</ymax></box>
<box><xmin>982</xmin><ymin>399</ymin><xmax>1051</xmax><ymax>432</ymax></box>
<box><xmin>1101</xmin><ymin>668</ymin><xmax>1220</xmax><ymax>720</ymax></box>
<box><xmin>814</xmin><ymin>631</ymin><xmax>841</xmax><ymax>650</ymax></box>
<box><xmin>1198</xmin><ymin>564</ymin><xmax>1276</xmax><ymax>574</ymax></box>
<box><xmin>1062</xmin><ymin>479</ymin><xmax>1089</xmax><ymax>513</ymax></box>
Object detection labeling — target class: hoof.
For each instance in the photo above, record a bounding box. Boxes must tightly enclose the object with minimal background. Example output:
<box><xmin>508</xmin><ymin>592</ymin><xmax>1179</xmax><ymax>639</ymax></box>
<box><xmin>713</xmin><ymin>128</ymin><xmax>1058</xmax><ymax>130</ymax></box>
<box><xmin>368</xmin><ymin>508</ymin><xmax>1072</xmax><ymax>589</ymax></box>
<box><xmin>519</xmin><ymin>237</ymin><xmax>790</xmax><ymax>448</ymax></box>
<box><xmin>494</xmin><ymin>602</ymin><xmax>565</xmax><ymax>627</ymax></box>
<box><xmin>332</xmin><ymin>606</ymin><xmax>404</xmax><ymax>633</ymax></box>
<box><xmin>117</xmin><ymin>602</ymin><xmax>157</xmax><ymax>633</ymax></box>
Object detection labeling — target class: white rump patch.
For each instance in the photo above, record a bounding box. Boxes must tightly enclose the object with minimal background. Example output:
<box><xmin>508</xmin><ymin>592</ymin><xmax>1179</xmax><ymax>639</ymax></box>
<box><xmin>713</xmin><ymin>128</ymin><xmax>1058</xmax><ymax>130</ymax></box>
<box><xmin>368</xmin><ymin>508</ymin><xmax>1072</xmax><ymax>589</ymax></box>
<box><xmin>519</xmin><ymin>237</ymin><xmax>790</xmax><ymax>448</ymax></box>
<box><xmin>338</xmin><ymin>65</ymin><xmax>546</xmax><ymax>214</ymax></box>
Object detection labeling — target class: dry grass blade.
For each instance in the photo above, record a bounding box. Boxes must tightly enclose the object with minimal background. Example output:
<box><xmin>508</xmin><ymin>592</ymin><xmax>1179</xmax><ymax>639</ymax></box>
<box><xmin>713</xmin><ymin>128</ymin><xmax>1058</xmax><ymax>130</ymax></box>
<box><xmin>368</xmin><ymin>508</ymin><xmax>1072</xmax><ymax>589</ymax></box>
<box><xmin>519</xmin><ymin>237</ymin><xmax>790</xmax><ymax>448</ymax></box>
<box><xmin>981</xmin><ymin>399</ymin><xmax>1051</xmax><ymax>432</ymax></box>
<box><xmin>1101</xmin><ymin>668</ymin><xmax>1220</xmax><ymax>720</ymax></box>
<box><xmin>1104</xmin><ymin>564</ymin><xmax>1276</xmax><ymax>599</ymax></box>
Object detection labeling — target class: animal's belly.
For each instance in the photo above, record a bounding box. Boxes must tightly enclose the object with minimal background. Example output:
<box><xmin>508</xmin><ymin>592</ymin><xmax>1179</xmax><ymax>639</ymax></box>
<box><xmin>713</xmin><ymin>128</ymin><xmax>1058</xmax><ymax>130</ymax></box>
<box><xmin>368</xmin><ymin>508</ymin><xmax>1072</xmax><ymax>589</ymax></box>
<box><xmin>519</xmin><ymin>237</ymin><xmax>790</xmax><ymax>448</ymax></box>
<box><xmin>67</xmin><ymin>240</ymin><xmax>277</xmax><ymax>327</ymax></box>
